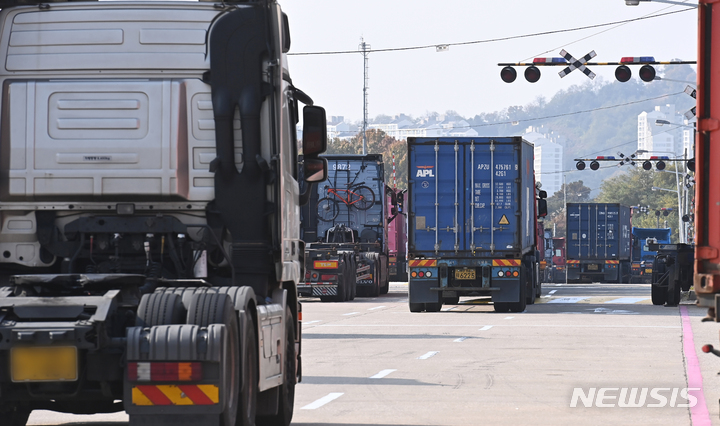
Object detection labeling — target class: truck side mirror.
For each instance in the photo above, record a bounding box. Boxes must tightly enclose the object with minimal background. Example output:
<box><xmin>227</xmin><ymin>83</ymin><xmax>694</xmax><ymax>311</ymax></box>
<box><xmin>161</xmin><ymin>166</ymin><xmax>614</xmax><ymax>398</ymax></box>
<box><xmin>302</xmin><ymin>105</ymin><xmax>327</xmax><ymax>157</ymax></box>
<box><xmin>301</xmin><ymin>105</ymin><xmax>328</xmax><ymax>183</ymax></box>
<box><xmin>537</xmin><ymin>199</ymin><xmax>548</xmax><ymax>218</ymax></box>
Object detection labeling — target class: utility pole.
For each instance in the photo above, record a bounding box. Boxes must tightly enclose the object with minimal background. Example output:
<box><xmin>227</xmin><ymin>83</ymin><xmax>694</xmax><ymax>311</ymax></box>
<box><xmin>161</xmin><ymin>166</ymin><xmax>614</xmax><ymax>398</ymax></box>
<box><xmin>359</xmin><ymin>38</ymin><xmax>370</xmax><ymax>155</ymax></box>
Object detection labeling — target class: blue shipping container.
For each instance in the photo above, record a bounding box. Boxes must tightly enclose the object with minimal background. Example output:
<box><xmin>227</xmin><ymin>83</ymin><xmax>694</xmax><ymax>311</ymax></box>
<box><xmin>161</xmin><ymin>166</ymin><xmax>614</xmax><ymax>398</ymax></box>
<box><xmin>566</xmin><ymin>203</ymin><xmax>632</xmax><ymax>283</ymax></box>
<box><xmin>408</xmin><ymin>137</ymin><xmax>536</xmax><ymax>257</ymax></box>
<box><xmin>566</xmin><ymin>203</ymin><xmax>631</xmax><ymax>260</ymax></box>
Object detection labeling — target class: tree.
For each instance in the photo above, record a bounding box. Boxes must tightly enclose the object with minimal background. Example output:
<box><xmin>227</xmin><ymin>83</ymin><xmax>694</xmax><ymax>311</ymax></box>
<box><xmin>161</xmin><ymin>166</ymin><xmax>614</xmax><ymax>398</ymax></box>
<box><xmin>595</xmin><ymin>165</ymin><xmax>684</xmax><ymax>241</ymax></box>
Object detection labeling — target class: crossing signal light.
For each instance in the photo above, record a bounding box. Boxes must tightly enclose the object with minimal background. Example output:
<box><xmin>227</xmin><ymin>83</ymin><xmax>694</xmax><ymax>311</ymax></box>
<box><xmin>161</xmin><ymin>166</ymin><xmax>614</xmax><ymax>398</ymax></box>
<box><xmin>639</xmin><ymin>65</ymin><xmax>656</xmax><ymax>82</ymax></box>
<box><xmin>590</xmin><ymin>161</ymin><xmax>600</xmax><ymax>170</ymax></box>
<box><xmin>524</xmin><ymin>66</ymin><xmax>541</xmax><ymax>83</ymax></box>
<box><xmin>687</xmin><ymin>158</ymin><xmax>695</xmax><ymax>172</ymax></box>
<box><xmin>500</xmin><ymin>66</ymin><xmax>517</xmax><ymax>83</ymax></box>
<box><xmin>615</xmin><ymin>65</ymin><xmax>632</xmax><ymax>83</ymax></box>
<box><xmin>642</xmin><ymin>161</ymin><xmax>652</xmax><ymax>170</ymax></box>
<box><xmin>655</xmin><ymin>159</ymin><xmax>666</xmax><ymax>170</ymax></box>
<box><xmin>576</xmin><ymin>161</ymin><xmax>586</xmax><ymax>170</ymax></box>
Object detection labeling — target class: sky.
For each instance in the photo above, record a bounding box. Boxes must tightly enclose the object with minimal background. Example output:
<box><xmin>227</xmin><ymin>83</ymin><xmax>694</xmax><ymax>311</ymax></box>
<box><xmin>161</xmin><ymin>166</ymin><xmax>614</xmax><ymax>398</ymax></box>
<box><xmin>280</xmin><ymin>0</ymin><xmax>698</xmax><ymax>123</ymax></box>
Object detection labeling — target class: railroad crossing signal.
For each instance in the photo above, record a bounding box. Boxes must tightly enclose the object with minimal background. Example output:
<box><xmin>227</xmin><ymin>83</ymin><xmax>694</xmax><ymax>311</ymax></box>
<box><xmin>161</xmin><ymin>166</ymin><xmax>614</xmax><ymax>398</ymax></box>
<box><xmin>558</xmin><ymin>49</ymin><xmax>596</xmax><ymax>79</ymax></box>
<box><xmin>499</xmin><ymin>52</ymin><xmax>695</xmax><ymax>83</ymax></box>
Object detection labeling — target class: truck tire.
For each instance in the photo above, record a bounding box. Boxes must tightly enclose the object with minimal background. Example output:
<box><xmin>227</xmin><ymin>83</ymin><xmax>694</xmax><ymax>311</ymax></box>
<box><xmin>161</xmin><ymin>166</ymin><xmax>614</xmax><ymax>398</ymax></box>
<box><xmin>651</xmin><ymin>284</ymin><xmax>667</xmax><ymax>306</ymax></box>
<box><xmin>368</xmin><ymin>262</ymin><xmax>380</xmax><ymax>297</ymax></box>
<box><xmin>442</xmin><ymin>296</ymin><xmax>459</xmax><ymax>305</ymax></box>
<box><xmin>409</xmin><ymin>302</ymin><xmax>424</xmax><ymax>312</ymax></box>
<box><xmin>425</xmin><ymin>302</ymin><xmax>442</xmax><ymax>312</ymax></box>
<box><xmin>349</xmin><ymin>257</ymin><xmax>357</xmax><ymax>300</ymax></box>
<box><xmin>0</xmin><ymin>406</ymin><xmax>30</xmax><ymax>426</ymax></box>
<box><xmin>257</xmin><ymin>307</ymin><xmax>295</xmax><ymax>426</ymax></box>
<box><xmin>187</xmin><ymin>293</ymin><xmax>242</xmax><ymax>426</ymax></box>
<box><xmin>666</xmin><ymin>267</ymin><xmax>681</xmax><ymax>307</ymax></box>
<box><xmin>136</xmin><ymin>292</ymin><xmax>186</xmax><ymax>327</ymax></box>
<box><xmin>493</xmin><ymin>302</ymin><xmax>510</xmax><ymax>313</ymax></box>
<box><xmin>509</xmin><ymin>280</ymin><xmax>527</xmax><ymax>313</ymax></box>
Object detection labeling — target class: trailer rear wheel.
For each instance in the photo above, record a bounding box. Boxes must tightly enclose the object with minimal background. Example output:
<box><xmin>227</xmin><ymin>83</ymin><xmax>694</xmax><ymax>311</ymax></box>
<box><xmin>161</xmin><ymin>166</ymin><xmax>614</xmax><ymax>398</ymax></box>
<box><xmin>1</xmin><ymin>405</ymin><xmax>30</xmax><ymax>426</ymax></box>
<box><xmin>509</xmin><ymin>280</ymin><xmax>527</xmax><ymax>313</ymax></box>
<box><xmin>651</xmin><ymin>284</ymin><xmax>667</xmax><ymax>305</ymax></box>
<box><xmin>442</xmin><ymin>296</ymin><xmax>459</xmax><ymax>305</ymax></box>
<box><xmin>409</xmin><ymin>302</ymin><xmax>424</xmax><ymax>312</ymax></box>
<box><xmin>425</xmin><ymin>302</ymin><xmax>442</xmax><ymax>312</ymax></box>
<box><xmin>187</xmin><ymin>293</ymin><xmax>241</xmax><ymax>426</ymax></box>
<box><xmin>493</xmin><ymin>303</ymin><xmax>510</xmax><ymax>313</ymax></box>
<box><xmin>257</xmin><ymin>307</ymin><xmax>295</xmax><ymax>426</ymax></box>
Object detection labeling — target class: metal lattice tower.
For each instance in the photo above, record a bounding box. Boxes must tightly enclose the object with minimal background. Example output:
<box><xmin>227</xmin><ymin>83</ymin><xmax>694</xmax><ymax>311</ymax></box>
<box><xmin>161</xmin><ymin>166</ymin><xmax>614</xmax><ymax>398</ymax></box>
<box><xmin>359</xmin><ymin>38</ymin><xmax>370</xmax><ymax>155</ymax></box>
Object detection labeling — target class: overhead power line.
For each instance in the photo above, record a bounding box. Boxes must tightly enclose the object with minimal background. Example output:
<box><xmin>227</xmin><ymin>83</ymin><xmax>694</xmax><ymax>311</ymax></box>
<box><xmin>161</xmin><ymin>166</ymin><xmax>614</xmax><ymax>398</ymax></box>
<box><xmin>288</xmin><ymin>9</ymin><xmax>693</xmax><ymax>57</ymax></box>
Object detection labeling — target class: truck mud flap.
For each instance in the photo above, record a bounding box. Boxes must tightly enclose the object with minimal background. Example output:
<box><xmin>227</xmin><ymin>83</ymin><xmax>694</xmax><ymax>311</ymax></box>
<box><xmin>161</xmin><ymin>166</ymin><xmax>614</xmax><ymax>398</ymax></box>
<box><xmin>409</xmin><ymin>280</ymin><xmax>440</xmax><ymax>304</ymax></box>
<box><xmin>490</xmin><ymin>280</ymin><xmax>521</xmax><ymax>303</ymax></box>
<box><xmin>124</xmin><ymin>324</ymin><xmax>226</xmax><ymax>425</ymax></box>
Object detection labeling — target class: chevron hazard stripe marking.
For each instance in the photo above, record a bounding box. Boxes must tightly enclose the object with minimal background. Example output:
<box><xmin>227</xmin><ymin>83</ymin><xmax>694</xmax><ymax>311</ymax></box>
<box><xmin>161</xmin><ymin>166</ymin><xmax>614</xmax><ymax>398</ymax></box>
<box><xmin>409</xmin><ymin>259</ymin><xmax>437</xmax><ymax>267</ymax></box>
<box><xmin>132</xmin><ymin>384</ymin><xmax>219</xmax><ymax>406</ymax></box>
<box><xmin>492</xmin><ymin>259</ymin><xmax>520</xmax><ymax>266</ymax></box>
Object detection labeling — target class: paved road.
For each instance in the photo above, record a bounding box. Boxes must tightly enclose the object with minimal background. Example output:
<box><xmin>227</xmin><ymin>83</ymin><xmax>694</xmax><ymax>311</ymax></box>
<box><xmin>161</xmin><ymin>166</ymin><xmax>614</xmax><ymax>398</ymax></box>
<box><xmin>28</xmin><ymin>282</ymin><xmax>720</xmax><ymax>425</ymax></box>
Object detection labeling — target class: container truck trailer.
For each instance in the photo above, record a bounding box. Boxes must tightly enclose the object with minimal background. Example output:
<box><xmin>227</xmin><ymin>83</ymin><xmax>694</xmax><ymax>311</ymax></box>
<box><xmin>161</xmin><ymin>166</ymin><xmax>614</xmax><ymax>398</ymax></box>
<box><xmin>406</xmin><ymin>137</ymin><xmax>547</xmax><ymax>313</ymax></box>
<box><xmin>0</xmin><ymin>1</ymin><xmax>328</xmax><ymax>425</ymax></box>
<box><xmin>300</xmin><ymin>154</ymin><xmax>392</xmax><ymax>299</ymax></box>
<box><xmin>566</xmin><ymin>203</ymin><xmax>632</xmax><ymax>283</ymax></box>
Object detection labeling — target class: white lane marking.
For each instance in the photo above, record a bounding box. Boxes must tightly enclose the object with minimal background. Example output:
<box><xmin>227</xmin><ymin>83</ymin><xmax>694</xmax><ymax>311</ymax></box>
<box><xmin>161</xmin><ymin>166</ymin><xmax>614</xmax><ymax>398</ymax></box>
<box><xmin>555</xmin><ymin>284</ymin><xmax>563</xmax><ymax>286</ymax></box>
<box><xmin>301</xmin><ymin>393</ymin><xmax>344</xmax><ymax>410</ymax></box>
<box><xmin>504</xmin><ymin>316</ymin><xmax>514</xmax><ymax>320</ymax></box>
<box><xmin>417</xmin><ymin>351</ymin><xmax>438</xmax><ymax>360</ymax></box>
<box><xmin>370</xmin><ymin>369</ymin><xmax>397</xmax><ymax>379</ymax></box>
<box><xmin>542</xmin><ymin>289</ymin><xmax>559</xmax><ymax>298</ymax></box>
<box><xmin>342</xmin><ymin>312</ymin><xmax>360</xmax><ymax>316</ymax></box>
<box><xmin>604</xmin><ymin>297</ymin><xmax>649</xmax><ymax>304</ymax></box>
<box><xmin>479</xmin><ymin>325</ymin><xmax>493</xmax><ymax>331</ymax></box>
<box><xmin>454</xmin><ymin>337</ymin><xmax>469</xmax><ymax>342</ymax></box>
<box><xmin>546</xmin><ymin>297</ymin><xmax>589</xmax><ymax>304</ymax></box>
<box><xmin>303</xmin><ymin>320</ymin><xmax>321</xmax><ymax>325</ymax></box>
<box><xmin>442</xmin><ymin>306</ymin><xmax>457</xmax><ymax>311</ymax></box>
<box><xmin>368</xmin><ymin>306</ymin><xmax>386</xmax><ymax>311</ymax></box>
<box><xmin>591</xmin><ymin>308</ymin><xmax>639</xmax><ymax>315</ymax></box>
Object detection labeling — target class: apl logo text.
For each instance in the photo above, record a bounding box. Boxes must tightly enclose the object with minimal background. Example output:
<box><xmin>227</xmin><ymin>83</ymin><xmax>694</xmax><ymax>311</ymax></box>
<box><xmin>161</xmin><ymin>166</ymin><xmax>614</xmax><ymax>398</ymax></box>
<box><xmin>416</xmin><ymin>166</ymin><xmax>434</xmax><ymax>178</ymax></box>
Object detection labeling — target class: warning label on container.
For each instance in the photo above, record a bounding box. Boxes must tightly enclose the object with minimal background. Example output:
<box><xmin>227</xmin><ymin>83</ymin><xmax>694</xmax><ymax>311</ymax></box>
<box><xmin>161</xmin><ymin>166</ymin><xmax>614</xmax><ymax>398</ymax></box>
<box><xmin>498</xmin><ymin>215</ymin><xmax>510</xmax><ymax>225</ymax></box>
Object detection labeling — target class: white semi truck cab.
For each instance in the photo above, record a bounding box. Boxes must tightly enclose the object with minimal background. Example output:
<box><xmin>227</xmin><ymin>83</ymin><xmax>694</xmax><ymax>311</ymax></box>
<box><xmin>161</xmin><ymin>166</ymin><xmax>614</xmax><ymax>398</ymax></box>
<box><xmin>0</xmin><ymin>1</ymin><xmax>327</xmax><ymax>425</ymax></box>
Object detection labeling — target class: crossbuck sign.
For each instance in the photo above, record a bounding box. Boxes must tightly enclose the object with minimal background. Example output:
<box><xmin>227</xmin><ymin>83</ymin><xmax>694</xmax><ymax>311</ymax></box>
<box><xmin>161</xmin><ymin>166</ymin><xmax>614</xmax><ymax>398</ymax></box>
<box><xmin>558</xmin><ymin>49</ymin><xmax>597</xmax><ymax>79</ymax></box>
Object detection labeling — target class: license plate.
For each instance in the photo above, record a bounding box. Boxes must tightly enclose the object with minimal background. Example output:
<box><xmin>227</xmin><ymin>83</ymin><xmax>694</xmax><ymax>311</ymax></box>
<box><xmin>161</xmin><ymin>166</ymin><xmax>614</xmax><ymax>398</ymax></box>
<box><xmin>455</xmin><ymin>269</ymin><xmax>476</xmax><ymax>280</ymax></box>
<box><xmin>11</xmin><ymin>346</ymin><xmax>78</xmax><ymax>382</ymax></box>
<box><xmin>587</xmin><ymin>264</ymin><xmax>599</xmax><ymax>271</ymax></box>
<box><xmin>645</xmin><ymin>269</ymin><xmax>653</xmax><ymax>274</ymax></box>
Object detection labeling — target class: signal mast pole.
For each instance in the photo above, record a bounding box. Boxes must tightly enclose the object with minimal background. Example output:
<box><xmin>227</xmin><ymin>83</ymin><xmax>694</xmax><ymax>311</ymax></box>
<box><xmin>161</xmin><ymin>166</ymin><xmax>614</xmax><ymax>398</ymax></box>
<box><xmin>359</xmin><ymin>38</ymin><xmax>370</xmax><ymax>155</ymax></box>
